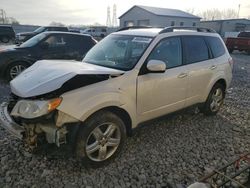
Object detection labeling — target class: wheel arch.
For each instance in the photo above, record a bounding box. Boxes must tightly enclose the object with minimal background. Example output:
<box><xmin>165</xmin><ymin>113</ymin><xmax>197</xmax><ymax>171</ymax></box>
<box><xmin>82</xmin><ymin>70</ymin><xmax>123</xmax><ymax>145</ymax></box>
<box><xmin>83</xmin><ymin>106</ymin><xmax>133</xmax><ymax>136</ymax></box>
<box><xmin>4</xmin><ymin>60</ymin><xmax>32</xmax><ymax>79</ymax></box>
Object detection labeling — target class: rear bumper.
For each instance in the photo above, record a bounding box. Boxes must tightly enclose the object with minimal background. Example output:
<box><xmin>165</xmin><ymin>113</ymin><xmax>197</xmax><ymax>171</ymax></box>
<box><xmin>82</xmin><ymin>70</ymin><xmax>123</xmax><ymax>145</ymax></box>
<box><xmin>0</xmin><ymin>102</ymin><xmax>24</xmax><ymax>139</ymax></box>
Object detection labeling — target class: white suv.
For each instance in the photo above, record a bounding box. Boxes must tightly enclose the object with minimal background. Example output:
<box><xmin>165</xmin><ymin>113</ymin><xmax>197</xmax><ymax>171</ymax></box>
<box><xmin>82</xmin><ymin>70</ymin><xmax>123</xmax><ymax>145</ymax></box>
<box><xmin>0</xmin><ymin>27</ymin><xmax>233</xmax><ymax>165</ymax></box>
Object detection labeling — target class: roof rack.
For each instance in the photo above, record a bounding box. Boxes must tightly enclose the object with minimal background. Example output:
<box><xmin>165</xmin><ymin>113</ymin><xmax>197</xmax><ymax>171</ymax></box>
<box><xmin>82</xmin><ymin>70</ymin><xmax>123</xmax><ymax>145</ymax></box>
<box><xmin>116</xmin><ymin>26</ymin><xmax>153</xmax><ymax>32</ymax></box>
<box><xmin>159</xmin><ymin>26</ymin><xmax>216</xmax><ymax>34</ymax></box>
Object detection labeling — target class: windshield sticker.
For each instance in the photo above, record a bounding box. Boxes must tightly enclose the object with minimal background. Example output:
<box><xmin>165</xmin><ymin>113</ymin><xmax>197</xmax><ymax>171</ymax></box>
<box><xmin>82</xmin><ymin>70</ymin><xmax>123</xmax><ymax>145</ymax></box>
<box><xmin>132</xmin><ymin>37</ymin><xmax>152</xmax><ymax>43</ymax></box>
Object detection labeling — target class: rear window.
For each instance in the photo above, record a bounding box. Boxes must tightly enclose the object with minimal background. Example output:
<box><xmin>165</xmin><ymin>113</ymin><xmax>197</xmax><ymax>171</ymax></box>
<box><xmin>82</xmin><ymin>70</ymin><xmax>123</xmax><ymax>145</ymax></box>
<box><xmin>0</xmin><ymin>26</ymin><xmax>14</xmax><ymax>32</ymax></box>
<box><xmin>205</xmin><ymin>36</ymin><xmax>225</xmax><ymax>58</ymax></box>
<box><xmin>183</xmin><ymin>36</ymin><xmax>209</xmax><ymax>64</ymax></box>
<box><xmin>238</xmin><ymin>32</ymin><xmax>250</xmax><ymax>38</ymax></box>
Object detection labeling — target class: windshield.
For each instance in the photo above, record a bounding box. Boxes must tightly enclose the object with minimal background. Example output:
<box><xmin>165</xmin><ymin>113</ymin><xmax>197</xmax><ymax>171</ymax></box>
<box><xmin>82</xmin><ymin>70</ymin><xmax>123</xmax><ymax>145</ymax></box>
<box><xmin>34</xmin><ymin>26</ymin><xmax>46</xmax><ymax>33</ymax></box>
<box><xmin>20</xmin><ymin>33</ymin><xmax>47</xmax><ymax>48</ymax></box>
<box><xmin>83</xmin><ymin>34</ymin><xmax>152</xmax><ymax>71</ymax></box>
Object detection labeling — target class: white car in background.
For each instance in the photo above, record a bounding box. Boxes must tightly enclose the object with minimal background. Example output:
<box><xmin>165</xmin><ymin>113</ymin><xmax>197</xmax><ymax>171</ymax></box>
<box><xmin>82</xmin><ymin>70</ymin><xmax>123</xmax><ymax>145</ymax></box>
<box><xmin>80</xmin><ymin>26</ymin><xmax>107</xmax><ymax>38</ymax></box>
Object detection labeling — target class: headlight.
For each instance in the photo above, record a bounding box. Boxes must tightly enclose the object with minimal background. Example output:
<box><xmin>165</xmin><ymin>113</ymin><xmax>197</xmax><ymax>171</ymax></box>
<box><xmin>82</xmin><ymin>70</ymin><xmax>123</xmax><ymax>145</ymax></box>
<box><xmin>11</xmin><ymin>98</ymin><xmax>62</xmax><ymax>119</ymax></box>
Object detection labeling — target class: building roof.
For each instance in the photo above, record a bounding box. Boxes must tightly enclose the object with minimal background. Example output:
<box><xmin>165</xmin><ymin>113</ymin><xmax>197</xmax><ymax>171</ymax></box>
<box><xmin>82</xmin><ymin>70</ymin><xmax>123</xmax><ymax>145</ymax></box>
<box><xmin>119</xmin><ymin>5</ymin><xmax>201</xmax><ymax>19</ymax></box>
<box><xmin>201</xmin><ymin>18</ymin><xmax>250</xmax><ymax>23</ymax></box>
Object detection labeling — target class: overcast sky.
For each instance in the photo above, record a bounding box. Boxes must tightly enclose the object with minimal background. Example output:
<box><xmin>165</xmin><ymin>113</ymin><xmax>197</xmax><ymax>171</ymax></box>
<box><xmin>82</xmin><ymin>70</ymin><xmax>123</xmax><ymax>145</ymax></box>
<box><xmin>1</xmin><ymin>0</ymin><xmax>250</xmax><ymax>26</ymax></box>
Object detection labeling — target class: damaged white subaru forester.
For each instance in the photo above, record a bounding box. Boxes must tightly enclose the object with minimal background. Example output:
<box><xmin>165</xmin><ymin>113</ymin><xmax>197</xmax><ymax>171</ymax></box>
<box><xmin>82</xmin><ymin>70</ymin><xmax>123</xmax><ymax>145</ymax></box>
<box><xmin>0</xmin><ymin>27</ymin><xmax>233</xmax><ymax>165</ymax></box>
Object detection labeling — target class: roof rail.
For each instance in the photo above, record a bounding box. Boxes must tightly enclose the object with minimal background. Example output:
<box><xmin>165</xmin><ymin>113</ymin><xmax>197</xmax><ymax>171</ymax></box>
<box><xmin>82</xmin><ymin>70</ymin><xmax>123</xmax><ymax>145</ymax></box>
<box><xmin>116</xmin><ymin>26</ymin><xmax>153</xmax><ymax>32</ymax></box>
<box><xmin>159</xmin><ymin>26</ymin><xmax>216</xmax><ymax>34</ymax></box>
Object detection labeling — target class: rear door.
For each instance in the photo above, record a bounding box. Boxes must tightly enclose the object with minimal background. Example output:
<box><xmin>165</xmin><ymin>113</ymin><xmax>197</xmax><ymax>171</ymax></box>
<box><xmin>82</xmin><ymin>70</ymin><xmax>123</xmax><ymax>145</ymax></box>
<box><xmin>182</xmin><ymin>36</ymin><xmax>215</xmax><ymax>106</ymax></box>
<box><xmin>63</xmin><ymin>35</ymin><xmax>96</xmax><ymax>60</ymax></box>
<box><xmin>39</xmin><ymin>34</ymin><xmax>67</xmax><ymax>59</ymax></box>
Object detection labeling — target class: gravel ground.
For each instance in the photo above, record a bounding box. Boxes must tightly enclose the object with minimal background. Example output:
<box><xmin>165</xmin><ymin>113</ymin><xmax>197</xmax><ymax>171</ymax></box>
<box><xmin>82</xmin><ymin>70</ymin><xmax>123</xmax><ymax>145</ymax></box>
<box><xmin>0</xmin><ymin>52</ymin><xmax>249</xmax><ymax>188</ymax></box>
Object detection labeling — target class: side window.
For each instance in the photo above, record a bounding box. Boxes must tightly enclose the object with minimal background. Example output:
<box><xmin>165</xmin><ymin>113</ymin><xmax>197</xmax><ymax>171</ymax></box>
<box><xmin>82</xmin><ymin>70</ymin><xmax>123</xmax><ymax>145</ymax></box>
<box><xmin>147</xmin><ymin>37</ymin><xmax>182</xmax><ymax>69</ymax></box>
<box><xmin>44</xmin><ymin>35</ymin><xmax>66</xmax><ymax>47</ymax></box>
<box><xmin>183</xmin><ymin>36</ymin><xmax>209</xmax><ymax>64</ymax></box>
<box><xmin>205</xmin><ymin>36</ymin><xmax>225</xmax><ymax>58</ymax></box>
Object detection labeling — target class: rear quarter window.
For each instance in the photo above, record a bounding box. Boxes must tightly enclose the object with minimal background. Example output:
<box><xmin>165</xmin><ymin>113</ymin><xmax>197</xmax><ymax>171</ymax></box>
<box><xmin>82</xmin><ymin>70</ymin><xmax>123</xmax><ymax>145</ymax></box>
<box><xmin>205</xmin><ymin>36</ymin><xmax>225</xmax><ymax>58</ymax></box>
<box><xmin>183</xmin><ymin>36</ymin><xmax>209</xmax><ymax>64</ymax></box>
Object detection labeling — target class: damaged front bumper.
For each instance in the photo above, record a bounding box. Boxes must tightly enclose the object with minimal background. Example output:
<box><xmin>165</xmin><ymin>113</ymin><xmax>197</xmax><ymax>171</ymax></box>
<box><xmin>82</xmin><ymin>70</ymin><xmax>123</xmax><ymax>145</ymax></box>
<box><xmin>0</xmin><ymin>101</ymin><xmax>79</xmax><ymax>148</ymax></box>
<box><xmin>0</xmin><ymin>102</ymin><xmax>25</xmax><ymax>139</ymax></box>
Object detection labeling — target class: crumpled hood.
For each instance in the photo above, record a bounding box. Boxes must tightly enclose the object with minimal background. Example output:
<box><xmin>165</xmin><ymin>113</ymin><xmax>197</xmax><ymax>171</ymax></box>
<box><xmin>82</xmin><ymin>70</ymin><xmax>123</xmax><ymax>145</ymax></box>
<box><xmin>10</xmin><ymin>60</ymin><xmax>124</xmax><ymax>98</ymax></box>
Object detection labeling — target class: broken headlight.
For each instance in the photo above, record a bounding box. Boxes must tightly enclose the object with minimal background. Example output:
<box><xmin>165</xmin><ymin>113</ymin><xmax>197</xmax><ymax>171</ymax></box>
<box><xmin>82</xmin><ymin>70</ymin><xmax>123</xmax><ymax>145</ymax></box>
<box><xmin>11</xmin><ymin>98</ymin><xmax>62</xmax><ymax>119</ymax></box>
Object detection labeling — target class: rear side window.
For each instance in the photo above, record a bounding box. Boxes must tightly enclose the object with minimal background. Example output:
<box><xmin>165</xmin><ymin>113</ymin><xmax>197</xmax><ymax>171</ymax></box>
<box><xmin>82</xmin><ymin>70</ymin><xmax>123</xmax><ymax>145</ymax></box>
<box><xmin>238</xmin><ymin>32</ymin><xmax>250</xmax><ymax>38</ymax></box>
<box><xmin>65</xmin><ymin>35</ymin><xmax>95</xmax><ymax>50</ymax></box>
<box><xmin>183</xmin><ymin>36</ymin><xmax>209</xmax><ymax>64</ymax></box>
<box><xmin>205</xmin><ymin>36</ymin><xmax>225</xmax><ymax>58</ymax></box>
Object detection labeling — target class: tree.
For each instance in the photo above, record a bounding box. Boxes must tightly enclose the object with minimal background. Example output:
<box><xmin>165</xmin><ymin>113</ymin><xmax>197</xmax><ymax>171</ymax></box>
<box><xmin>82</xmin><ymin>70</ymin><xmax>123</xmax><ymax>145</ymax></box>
<box><xmin>7</xmin><ymin>17</ymin><xmax>20</xmax><ymax>25</ymax></box>
<box><xmin>49</xmin><ymin>21</ymin><xmax>65</xmax><ymax>27</ymax></box>
<box><xmin>198</xmin><ymin>8</ymin><xmax>238</xmax><ymax>21</ymax></box>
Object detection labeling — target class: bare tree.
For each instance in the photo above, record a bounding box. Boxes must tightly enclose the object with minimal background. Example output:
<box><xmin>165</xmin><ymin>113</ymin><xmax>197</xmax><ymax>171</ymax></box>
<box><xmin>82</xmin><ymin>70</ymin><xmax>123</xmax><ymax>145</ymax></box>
<box><xmin>199</xmin><ymin>8</ymin><xmax>238</xmax><ymax>21</ymax></box>
<box><xmin>49</xmin><ymin>21</ymin><xmax>65</xmax><ymax>27</ymax></box>
<box><xmin>185</xmin><ymin>8</ymin><xmax>195</xmax><ymax>15</ymax></box>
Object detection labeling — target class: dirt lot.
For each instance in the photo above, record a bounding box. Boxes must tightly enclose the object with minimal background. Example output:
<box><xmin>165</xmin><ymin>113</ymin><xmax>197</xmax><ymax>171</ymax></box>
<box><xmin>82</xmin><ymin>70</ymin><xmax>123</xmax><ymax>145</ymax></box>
<box><xmin>0</xmin><ymin>52</ymin><xmax>249</xmax><ymax>187</ymax></box>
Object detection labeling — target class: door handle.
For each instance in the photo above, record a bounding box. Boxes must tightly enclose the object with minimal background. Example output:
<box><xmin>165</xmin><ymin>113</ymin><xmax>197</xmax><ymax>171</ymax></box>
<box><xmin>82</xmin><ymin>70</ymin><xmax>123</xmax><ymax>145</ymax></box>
<box><xmin>210</xmin><ymin>65</ymin><xmax>217</xmax><ymax>70</ymax></box>
<box><xmin>178</xmin><ymin>73</ymin><xmax>188</xmax><ymax>78</ymax></box>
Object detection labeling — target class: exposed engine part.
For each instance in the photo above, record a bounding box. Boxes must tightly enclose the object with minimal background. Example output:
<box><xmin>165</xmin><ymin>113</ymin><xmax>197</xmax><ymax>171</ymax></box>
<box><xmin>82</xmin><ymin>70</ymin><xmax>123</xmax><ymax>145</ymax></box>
<box><xmin>24</xmin><ymin>123</ymin><xmax>68</xmax><ymax>148</ymax></box>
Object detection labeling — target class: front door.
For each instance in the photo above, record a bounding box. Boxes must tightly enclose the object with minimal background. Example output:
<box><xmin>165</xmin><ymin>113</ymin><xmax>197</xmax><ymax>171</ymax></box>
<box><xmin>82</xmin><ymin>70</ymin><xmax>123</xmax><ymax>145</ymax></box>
<box><xmin>137</xmin><ymin>37</ymin><xmax>188</xmax><ymax>122</ymax></box>
<box><xmin>39</xmin><ymin>34</ymin><xmax>67</xmax><ymax>60</ymax></box>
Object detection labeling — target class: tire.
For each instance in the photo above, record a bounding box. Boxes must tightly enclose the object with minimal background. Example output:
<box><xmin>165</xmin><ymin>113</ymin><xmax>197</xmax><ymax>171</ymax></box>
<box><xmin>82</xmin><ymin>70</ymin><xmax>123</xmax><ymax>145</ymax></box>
<box><xmin>1</xmin><ymin>36</ymin><xmax>9</xmax><ymax>43</ymax></box>
<box><xmin>75</xmin><ymin>110</ymin><xmax>126</xmax><ymax>166</ymax></box>
<box><xmin>6</xmin><ymin>61</ymin><xmax>29</xmax><ymax>81</ymax></box>
<box><xmin>199</xmin><ymin>83</ymin><xmax>225</xmax><ymax>116</ymax></box>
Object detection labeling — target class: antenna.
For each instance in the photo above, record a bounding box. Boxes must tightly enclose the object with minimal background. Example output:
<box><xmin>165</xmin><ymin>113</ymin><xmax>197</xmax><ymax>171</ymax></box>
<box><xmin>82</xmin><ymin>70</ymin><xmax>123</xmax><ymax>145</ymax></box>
<box><xmin>106</xmin><ymin>6</ymin><xmax>111</xmax><ymax>27</ymax></box>
<box><xmin>112</xmin><ymin>4</ymin><xmax>117</xmax><ymax>27</ymax></box>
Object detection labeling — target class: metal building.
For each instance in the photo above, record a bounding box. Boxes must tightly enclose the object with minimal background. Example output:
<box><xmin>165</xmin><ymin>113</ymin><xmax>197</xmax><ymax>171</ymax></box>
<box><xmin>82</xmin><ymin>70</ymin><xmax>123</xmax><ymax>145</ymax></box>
<box><xmin>119</xmin><ymin>5</ymin><xmax>201</xmax><ymax>28</ymax></box>
<box><xmin>200</xmin><ymin>19</ymin><xmax>250</xmax><ymax>37</ymax></box>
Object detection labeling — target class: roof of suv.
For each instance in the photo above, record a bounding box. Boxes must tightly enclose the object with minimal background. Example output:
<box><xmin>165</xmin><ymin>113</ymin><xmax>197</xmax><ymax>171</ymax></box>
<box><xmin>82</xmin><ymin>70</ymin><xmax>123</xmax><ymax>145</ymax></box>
<box><xmin>115</xmin><ymin>28</ymin><xmax>162</xmax><ymax>37</ymax></box>
<box><xmin>114</xmin><ymin>27</ymin><xmax>217</xmax><ymax>37</ymax></box>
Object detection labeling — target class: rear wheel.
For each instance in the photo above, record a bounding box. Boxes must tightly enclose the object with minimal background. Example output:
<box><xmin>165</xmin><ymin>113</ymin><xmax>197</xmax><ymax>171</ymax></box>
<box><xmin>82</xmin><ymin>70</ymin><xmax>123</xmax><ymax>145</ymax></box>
<box><xmin>6</xmin><ymin>62</ymin><xmax>29</xmax><ymax>81</ymax></box>
<box><xmin>1</xmin><ymin>36</ymin><xmax>9</xmax><ymax>43</ymax></box>
<box><xmin>200</xmin><ymin>83</ymin><xmax>225</xmax><ymax>116</ymax></box>
<box><xmin>75</xmin><ymin>111</ymin><xmax>126</xmax><ymax>166</ymax></box>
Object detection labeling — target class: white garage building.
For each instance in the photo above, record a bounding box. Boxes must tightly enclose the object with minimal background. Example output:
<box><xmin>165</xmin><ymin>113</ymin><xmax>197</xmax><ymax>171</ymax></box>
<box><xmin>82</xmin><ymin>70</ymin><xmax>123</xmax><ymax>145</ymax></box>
<box><xmin>119</xmin><ymin>5</ymin><xmax>201</xmax><ymax>28</ymax></box>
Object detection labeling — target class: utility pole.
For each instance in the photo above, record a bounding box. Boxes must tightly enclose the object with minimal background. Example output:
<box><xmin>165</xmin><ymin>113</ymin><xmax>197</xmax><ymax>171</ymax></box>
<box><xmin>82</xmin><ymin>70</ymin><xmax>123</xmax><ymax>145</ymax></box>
<box><xmin>0</xmin><ymin>9</ymin><xmax>7</xmax><ymax>24</ymax></box>
<box><xmin>106</xmin><ymin>6</ymin><xmax>111</xmax><ymax>27</ymax></box>
<box><xmin>237</xmin><ymin>4</ymin><xmax>240</xmax><ymax>18</ymax></box>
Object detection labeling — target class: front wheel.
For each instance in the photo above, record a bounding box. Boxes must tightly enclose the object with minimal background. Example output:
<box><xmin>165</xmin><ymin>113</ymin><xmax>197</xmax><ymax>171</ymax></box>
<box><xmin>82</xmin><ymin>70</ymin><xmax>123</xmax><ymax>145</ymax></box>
<box><xmin>75</xmin><ymin>111</ymin><xmax>126</xmax><ymax>166</ymax></box>
<box><xmin>200</xmin><ymin>83</ymin><xmax>225</xmax><ymax>116</ymax></box>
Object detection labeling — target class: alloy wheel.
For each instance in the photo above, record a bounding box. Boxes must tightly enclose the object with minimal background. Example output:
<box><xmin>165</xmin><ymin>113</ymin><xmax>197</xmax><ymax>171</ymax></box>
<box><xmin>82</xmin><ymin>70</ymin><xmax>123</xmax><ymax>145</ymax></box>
<box><xmin>9</xmin><ymin>65</ymin><xmax>26</xmax><ymax>79</ymax></box>
<box><xmin>85</xmin><ymin>123</ymin><xmax>121</xmax><ymax>162</ymax></box>
<box><xmin>210</xmin><ymin>88</ymin><xmax>223</xmax><ymax>112</ymax></box>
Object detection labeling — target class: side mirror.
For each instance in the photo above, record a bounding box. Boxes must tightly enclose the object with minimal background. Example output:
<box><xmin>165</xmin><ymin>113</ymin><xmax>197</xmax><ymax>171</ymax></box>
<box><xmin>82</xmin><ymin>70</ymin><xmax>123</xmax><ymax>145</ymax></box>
<box><xmin>147</xmin><ymin>60</ymin><xmax>166</xmax><ymax>72</ymax></box>
<box><xmin>40</xmin><ymin>42</ymin><xmax>49</xmax><ymax>49</ymax></box>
